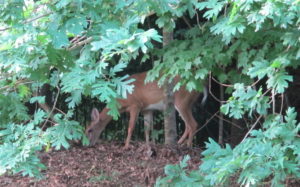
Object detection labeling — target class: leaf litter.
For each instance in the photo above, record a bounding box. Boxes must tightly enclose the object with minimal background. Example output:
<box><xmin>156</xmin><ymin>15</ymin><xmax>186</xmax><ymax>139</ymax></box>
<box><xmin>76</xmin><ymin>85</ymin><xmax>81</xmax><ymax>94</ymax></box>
<box><xmin>0</xmin><ymin>141</ymin><xmax>202</xmax><ymax>187</ymax></box>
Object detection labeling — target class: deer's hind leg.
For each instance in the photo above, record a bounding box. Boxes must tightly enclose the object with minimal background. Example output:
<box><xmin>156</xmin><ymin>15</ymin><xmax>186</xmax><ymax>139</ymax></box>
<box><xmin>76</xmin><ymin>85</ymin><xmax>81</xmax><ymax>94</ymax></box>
<box><xmin>143</xmin><ymin>110</ymin><xmax>153</xmax><ymax>144</ymax></box>
<box><xmin>125</xmin><ymin>106</ymin><xmax>140</xmax><ymax>149</ymax></box>
<box><xmin>175</xmin><ymin>92</ymin><xmax>199</xmax><ymax>146</ymax></box>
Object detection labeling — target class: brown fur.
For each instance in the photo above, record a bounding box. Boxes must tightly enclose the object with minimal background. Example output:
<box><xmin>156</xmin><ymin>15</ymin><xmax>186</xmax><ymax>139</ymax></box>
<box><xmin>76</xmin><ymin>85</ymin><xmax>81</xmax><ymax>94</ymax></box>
<box><xmin>86</xmin><ymin>71</ymin><xmax>206</xmax><ymax>148</ymax></box>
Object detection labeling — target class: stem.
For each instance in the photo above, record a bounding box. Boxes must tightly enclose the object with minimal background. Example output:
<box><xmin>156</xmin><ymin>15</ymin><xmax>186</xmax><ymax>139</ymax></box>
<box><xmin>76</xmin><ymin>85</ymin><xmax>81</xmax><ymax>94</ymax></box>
<box><xmin>218</xmin><ymin>84</ymin><xmax>224</xmax><ymax>145</ymax></box>
<box><xmin>41</xmin><ymin>86</ymin><xmax>60</xmax><ymax>130</ymax></box>
<box><xmin>241</xmin><ymin>115</ymin><xmax>263</xmax><ymax>143</ymax></box>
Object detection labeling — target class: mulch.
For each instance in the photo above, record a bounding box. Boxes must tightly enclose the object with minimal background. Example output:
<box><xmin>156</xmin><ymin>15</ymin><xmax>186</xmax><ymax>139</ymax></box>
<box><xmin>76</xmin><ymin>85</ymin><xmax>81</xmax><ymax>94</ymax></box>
<box><xmin>1</xmin><ymin>141</ymin><xmax>299</xmax><ymax>187</ymax></box>
<box><xmin>0</xmin><ymin>141</ymin><xmax>202</xmax><ymax>187</ymax></box>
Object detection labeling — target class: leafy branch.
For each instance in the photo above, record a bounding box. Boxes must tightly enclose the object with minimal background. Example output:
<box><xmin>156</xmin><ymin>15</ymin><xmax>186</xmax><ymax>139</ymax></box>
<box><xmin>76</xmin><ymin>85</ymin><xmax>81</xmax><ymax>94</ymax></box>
<box><xmin>0</xmin><ymin>12</ymin><xmax>52</xmax><ymax>32</ymax></box>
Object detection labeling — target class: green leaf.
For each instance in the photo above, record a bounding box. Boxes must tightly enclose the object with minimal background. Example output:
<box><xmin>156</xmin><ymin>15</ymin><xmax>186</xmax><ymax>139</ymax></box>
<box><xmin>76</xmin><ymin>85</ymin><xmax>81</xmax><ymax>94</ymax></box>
<box><xmin>30</xmin><ymin>96</ymin><xmax>45</xmax><ymax>104</ymax></box>
<box><xmin>46</xmin><ymin>115</ymin><xmax>84</xmax><ymax>150</ymax></box>
<box><xmin>17</xmin><ymin>85</ymin><xmax>31</xmax><ymax>99</ymax></box>
<box><xmin>48</xmin><ymin>29</ymin><xmax>70</xmax><ymax>49</ymax></box>
<box><xmin>247</xmin><ymin>60</ymin><xmax>270</xmax><ymax>79</ymax></box>
<box><xmin>65</xmin><ymin>16</ymin><xmax>88</xmax><ymax>35</ymax></box>
<box><xmin>267</xmin><ymin>71</ymin><xmax>293</xmax><ymax>93</ymax></box>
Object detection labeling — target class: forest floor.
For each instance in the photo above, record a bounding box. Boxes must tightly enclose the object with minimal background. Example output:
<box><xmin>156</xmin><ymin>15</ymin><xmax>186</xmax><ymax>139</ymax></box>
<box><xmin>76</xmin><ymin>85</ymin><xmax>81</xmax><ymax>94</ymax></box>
<box><xmin>1</xmin><ymin>141</ymin><xmax>300</xmax><ymax>187</ymax></box>
<box><xmin>0</xmin><ymin>141</ymin><xmax>202</xmax><ymax>187</ymax></box>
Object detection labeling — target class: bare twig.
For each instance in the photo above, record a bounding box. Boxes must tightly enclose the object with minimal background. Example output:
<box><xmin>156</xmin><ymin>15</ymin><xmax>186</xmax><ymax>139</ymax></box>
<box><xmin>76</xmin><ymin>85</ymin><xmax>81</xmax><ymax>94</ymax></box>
<box><xmin>219</xmin><ymin>83</ymin><xmax>224</xmax><ymax>145</ymax></box>
<box><xmin>0</xmin><ymin>80</ymin><xmax>34</xmax><ymax>91</ymax></box>
<box><xmin>67</xmin><ymin>37</ymin><xmax>93</xmax><ymax>51</ymax></box>
<box><xmin>194</xmin><ymin>109</ymin><xmax>243</xmax><ymax>138</ymax></box>
<box><xmin>195</xmin><ymin>11</ymin><xmax>202</xmax><ymax>31</ymax></box>
<box><xmin>70</xmin><ymin>35</ymin><xmax>86</xmax><ymax>44</ymax></box>
<box><xmin>205</xmin><ymin>110</ymin><xmax>243</xmax><ymax>129</ymax></box>
<box><xmin>280</xmin><ymin>93</ymin><xmax>284</xmax><ymax>115</ymax></box>
<box><xmin>215</xmin><ymin>114</ymin><xmax>243</xmax><ymax>129</ymax></box>
<box><xmin>55</xmin><ymin>107</ymin><xmax>66</xmax><ymax>115</ymax></box>
<box><xmin>0</xmin><ymin>12</ymin><xmax>51</xmax><ymax>32</ymax></box>
<box><xmin>209</xmin><ymin>73</ymin><xmax>226</xmax><ymax>103</ymax></box>
<box><xmin>262</xmin><ymin>88</ymin><xmax>272</xmax><ymax>97</ymax></box>
<box><xmin>194</xmin><ymin>111</ymin><xmax>219</xmax><ymax>135</ymax></box>
<box><xmin>182</xmin><ymin>16</ymin><xmax>192</xmax><ymax>29</ymax></box>
<box><xmin>250</xmin><ymin>79</ymin><xmax>260</xmax><ymax>87</ymax></box>
<box><xmin>241</xmin><ymin>115</ymin><xmax>263</xmax><ymax>143</ymax></box>
<box><xmin>211</xmin><ymin>76</ymin><xmax>234</xmax><ymax>87</ymax></box>
<box><xmin>272</xmin><ymin>89</ymin><xmax>276</xmax><ymax>114</ymax></box>
<box><xmin>284</xmin><ymin>93</ymin><xmax>290</xmax><ymax>108</ymax></box>
<box><xmin>41</xmin><ymin>86</ymin><xmax>60</xmax><ymax>130</ymax></box>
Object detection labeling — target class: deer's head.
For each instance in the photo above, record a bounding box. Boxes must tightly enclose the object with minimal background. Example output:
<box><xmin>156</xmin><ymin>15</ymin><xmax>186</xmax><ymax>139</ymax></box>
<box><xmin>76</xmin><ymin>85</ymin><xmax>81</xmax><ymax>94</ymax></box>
<box><xmin>85</xmin><ymin>108</ymin><xmax>106</xmax><ymax>146</ymax></box>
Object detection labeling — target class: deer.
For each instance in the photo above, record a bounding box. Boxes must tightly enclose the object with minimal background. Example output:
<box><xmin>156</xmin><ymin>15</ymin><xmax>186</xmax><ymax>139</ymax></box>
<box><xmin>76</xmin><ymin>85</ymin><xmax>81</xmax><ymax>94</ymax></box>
<box><xmin>86</xmin><ymin>71</ymin><xmax>207</xmax><ymax>148</ymax></box>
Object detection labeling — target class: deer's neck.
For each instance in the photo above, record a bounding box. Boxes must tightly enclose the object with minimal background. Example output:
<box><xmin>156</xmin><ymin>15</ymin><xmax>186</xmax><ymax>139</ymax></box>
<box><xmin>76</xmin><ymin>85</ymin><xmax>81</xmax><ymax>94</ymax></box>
<box><xmin>99</xmin><ymin>107</ymin><xmax>113</xmax><ymax>126</ymax></box>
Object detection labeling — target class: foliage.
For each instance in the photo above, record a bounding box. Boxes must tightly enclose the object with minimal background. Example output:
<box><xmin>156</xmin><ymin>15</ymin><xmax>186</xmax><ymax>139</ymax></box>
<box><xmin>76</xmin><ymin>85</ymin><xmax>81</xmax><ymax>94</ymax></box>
<box><xmin>0</xmin><ymin>0</ymin><xmax>300</xmax><ymax>184</ymax></box>
<box><xmin>157</xmin><ymin>108</ymin><xmax>300</xmax><ymax>187</ymax></box>
<box><xmin>0</xmin><ymin>0</ymin><xmax>162</xmax><ymax>176</ymax></box>
<box><xmin>154</xmin><ymin>0</ymin><xmax>300</xmax><ymax>186</ymax></box>
<box><xmin>155</xmin><ymin>155</ymin><xmax>209</xmax><ymax>187</ymax></box>
<box><xmin>201</xmin><ymin>108</ymin><xmax>300</xmax><ymax>186</ymax></box>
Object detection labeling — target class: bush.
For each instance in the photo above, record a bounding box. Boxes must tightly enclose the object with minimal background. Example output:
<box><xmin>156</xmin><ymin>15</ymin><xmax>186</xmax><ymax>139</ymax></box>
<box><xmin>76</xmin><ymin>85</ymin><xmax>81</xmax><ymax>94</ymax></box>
<box><xmin>156</xmin><ymin>108</ymin><xmax>300</xmax><ymax>187</ymax></box>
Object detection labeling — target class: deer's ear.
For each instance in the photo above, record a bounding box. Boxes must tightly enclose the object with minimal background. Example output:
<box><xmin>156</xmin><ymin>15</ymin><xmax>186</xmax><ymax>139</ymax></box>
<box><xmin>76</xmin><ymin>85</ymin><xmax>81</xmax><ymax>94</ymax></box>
<box><xmin>91</xmin><ymin>108</ymin><xmax>100</xmax><ymax>121</ymax></box>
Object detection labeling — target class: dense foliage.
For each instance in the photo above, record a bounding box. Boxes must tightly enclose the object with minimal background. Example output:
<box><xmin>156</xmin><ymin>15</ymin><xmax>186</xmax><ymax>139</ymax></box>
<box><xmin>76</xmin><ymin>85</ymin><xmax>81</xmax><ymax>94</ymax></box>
<box><xmin>157</xmin><ymin>108</ymin><xmax>300</xmax><ymax>186</ymax></box>
<box><xmin>155</xmin><ymin>0</ymin><xmax>300</xmax><ymax>186</ymax></box>
<box><xmin>0</xmin><ymin>0</ymin><xmax>299</xmax><ymax>186</ymax></box>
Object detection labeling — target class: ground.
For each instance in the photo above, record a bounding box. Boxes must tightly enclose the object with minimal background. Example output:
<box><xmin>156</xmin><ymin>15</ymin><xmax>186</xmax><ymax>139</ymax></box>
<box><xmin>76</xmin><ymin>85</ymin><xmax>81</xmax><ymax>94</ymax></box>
<box><xmin>0</xmin><ymin>141</ymin><xmax>202</xmax><ymax>187</ymax></box>
<box><xmin>1</xmin><ymin>141</ymin><xmax>299</xmax><ymax>187</ymax></box>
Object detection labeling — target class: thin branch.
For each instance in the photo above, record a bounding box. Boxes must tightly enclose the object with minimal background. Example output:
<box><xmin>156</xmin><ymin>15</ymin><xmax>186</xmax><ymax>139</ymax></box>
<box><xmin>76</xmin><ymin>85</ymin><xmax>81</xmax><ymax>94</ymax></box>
<box><xmin>70</xmin><ymin>35</ymin><xmax>86</xmax><ymax>43</ymax></box>
<box><xmin>0</xmin><ymin>12</ymin><xmax>51</xmax><ymax>32</ymax></box>
<box><xmin>280</xmin><ymin>93</ymin><xmax>284</xmax><ymax>115</ymax></box>
<box><xmin>0</xmin><ymin>80</ymin><xmax>34</xmax><ymax>91</ymax></box>
<box><xmin>44</xmin><ymin>119</ymin><xmax>56</xmax><ymax>125</ymax></box>
<box><xmin>250</xmin><ymin>78</ymin><xmax>260</xmax><ymax>87</ymax></box>
<box><xmin>182</xmin><ymin>16</ymin><xmax>192</xmax><ymax>29</ymax></box>
<box><xmin>194</xmin><ymin>111</ymin><xmax>219</xmax><ymax>135</ymax></box>
<box><xmin>195</xmin><ymin>11</ymin><xmax>202</xmax><ymax>31</ymax></box>
<box><xmin>272</xmin><ymin>89</ymin><xmax>276</xmax><ymax>114</ymax></box>
<box><xmin>215</xmin><ymin>114</ymin><xmax>243</xmax><ymax>129</ymax></box>
<box><xmin>218</xmin><ymin>83</ymin><xmax>224</xmax><ymax>145</ymax></box>
<box><xmin>25</xmin><ymin>12</ymin><xmax>51</xmax><ymax>24</ymax></box>
<box><xmin>212</xmin><ymin>74</ymin><xmax>260</xmax><ymax>89</ymax></box>
<box><xmin>55</xmin><ymin>107</ymin><xmax>66</xmax><ymax>115</ymax></box>
<box><xmin>209</xmin><ymin>73</ymin><xmax>226</xmax><ymax>103</ymax></box>
<box><xmin>262</xmin><ymin>88</ymin><xmax>272</xmax><ymax>97</ymax></box>
<box><xmin>205</xmin><ymin>110</ymin><xmax>243</xmax><ymax>129</ymax></box>
<box><xmin>194</xmin><ymin>109</ymin><xmax>243</xmax><ymax>138</ymax></box>
<box><xmin>211</xmin><ymin>76</ymin><xmax>234</xmax><ymax>87</ymax></box>
<box><xmin>241</xmin><ymin>115</ymin><xmax>263</xmax><ymax>143</ymax></box>
<box><xmin>284</xmin><ymin>93</ymin><xmax>290</xmax><ymax>108</ymax></box>
<box><xmin>41</xmin><ymin>86</ymin><xmax>60</xmax><ymax>130</ymax></box>
<box><xmin>67</xmin><ymin>37</ymin><xmax>93</xmax><ymax>51</ymax></box>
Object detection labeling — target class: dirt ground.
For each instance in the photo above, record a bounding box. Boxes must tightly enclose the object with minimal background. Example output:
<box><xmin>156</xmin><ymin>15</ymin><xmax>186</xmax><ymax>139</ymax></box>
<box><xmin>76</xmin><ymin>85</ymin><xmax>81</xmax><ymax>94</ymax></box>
<box><xmin>1</xmin><ymin>141</ymin><xmax>299</xmax><ymax>187</ymax></box>
<box><xmin>0</xmin><ymin>141</ymin><xmax>202</xmax><ymax>187</ymax></box>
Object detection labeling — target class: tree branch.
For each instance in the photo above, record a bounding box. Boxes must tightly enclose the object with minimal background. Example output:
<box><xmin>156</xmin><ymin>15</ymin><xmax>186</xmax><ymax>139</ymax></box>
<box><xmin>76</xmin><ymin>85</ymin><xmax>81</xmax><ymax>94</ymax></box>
<box><xmin>0</xmin><ymin>12</ymin><xmax>51</xmax><ymax>32</ymax></box>
<box><xmin>209</xmin><ymin>73</ymin><xmax>226</xmax><ymax>103</ymax></box>
<box><xmin>182</xmin><ymin>16</ymin><xmax>192</xmax><ymax>29</ymax></box>
<box><xmin>41</xmin><ymin>86</ymin><xmax>60</xmax><ymax>130</ymax></box>
<box><xmin>241</xmin><ymin>115</ymin><xmax>263</xmax><ymax>143</ymax></box>
<box><xmin>67</xmin><ymin>37</ymin><xmax>93</xmax><ymax>51</ymax></box>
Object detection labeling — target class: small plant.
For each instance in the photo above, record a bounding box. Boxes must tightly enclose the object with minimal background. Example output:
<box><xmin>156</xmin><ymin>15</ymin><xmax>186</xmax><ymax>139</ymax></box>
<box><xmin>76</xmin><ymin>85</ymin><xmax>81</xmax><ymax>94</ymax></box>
<box><xmin>155</xmin><ymin>155</ymin><xmax>210</xmax><ymax>187</ymax></box>
<box><xmin>88</xmin><ymin>170</ymin><xmax>118</xmax><ymax>183</ymax></box>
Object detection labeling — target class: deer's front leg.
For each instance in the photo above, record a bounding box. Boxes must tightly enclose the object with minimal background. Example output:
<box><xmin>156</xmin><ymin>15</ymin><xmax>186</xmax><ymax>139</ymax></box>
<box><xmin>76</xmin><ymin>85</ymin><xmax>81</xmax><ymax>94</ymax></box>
<box><xmin>124</xmin><ymin>106</ymin><xmax>140</xmax><ymax>149</ymax></box>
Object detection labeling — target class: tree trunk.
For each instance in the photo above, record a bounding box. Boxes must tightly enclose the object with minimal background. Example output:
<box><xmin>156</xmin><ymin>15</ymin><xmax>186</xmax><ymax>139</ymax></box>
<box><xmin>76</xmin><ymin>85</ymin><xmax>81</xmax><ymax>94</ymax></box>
<box><xmin>162</xmin><ymin>28</ymin><xmax>177</xmax><ymax>145</ymax></box>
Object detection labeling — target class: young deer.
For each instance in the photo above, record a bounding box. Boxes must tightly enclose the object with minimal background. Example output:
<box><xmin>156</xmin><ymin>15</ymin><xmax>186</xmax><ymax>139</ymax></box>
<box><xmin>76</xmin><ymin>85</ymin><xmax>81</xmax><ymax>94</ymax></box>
<box><xmin>86</xmin><ymin>71</ymin><xmax>207</xmax><ymax>148</ymax></box>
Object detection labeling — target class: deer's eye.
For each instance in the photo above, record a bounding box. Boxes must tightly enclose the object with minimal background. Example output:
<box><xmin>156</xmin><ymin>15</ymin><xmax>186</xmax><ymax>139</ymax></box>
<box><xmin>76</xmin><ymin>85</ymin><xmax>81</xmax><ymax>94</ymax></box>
<box><xmin>88</xmin><ymin>129</ymin><xmax>93</xmax><ymax>133</ymax></box>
